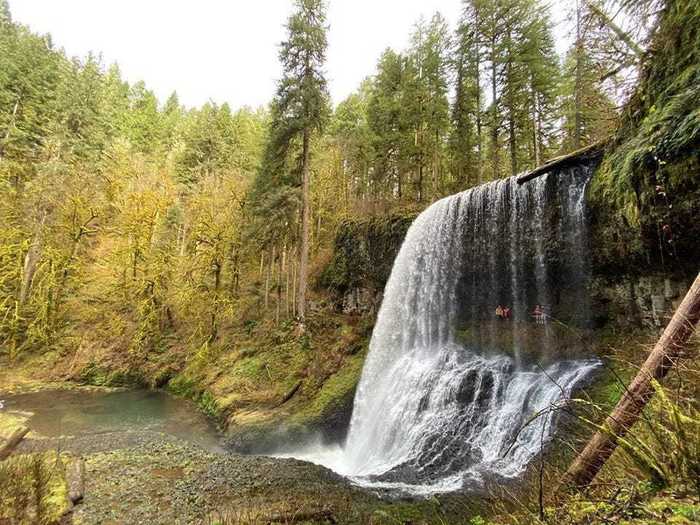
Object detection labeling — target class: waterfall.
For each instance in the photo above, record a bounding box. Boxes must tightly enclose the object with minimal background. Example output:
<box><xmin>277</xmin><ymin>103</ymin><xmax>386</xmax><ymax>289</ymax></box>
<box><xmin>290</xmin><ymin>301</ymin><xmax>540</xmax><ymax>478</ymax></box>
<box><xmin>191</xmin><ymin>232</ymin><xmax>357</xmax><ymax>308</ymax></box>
<box><xmin>280</xmin><ymin>166</ymin><xmax>600</xmax><ymax>495</ymax></box>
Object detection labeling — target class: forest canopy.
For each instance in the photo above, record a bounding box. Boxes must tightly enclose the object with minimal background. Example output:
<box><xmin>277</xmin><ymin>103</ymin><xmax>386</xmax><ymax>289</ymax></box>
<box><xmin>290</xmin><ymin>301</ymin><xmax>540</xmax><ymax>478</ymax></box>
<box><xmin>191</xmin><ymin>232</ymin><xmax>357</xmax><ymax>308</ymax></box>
<box><xmin>0</xmin><ymin>0</ymin><xmax>658</xmax><ymax>361</ymax></box>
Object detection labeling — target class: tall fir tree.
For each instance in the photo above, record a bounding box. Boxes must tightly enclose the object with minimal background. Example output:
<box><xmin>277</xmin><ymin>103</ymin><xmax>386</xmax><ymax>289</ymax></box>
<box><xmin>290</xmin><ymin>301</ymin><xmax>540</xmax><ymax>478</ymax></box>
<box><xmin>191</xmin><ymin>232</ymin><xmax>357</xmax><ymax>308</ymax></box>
<box><xmin>367</xmin><ymin>49</ymin><xmax>405</xmax><ymax>200</ymax></box>
<box><xmin>450</xmin><ymin>1</ymin><xmax>483</xmax><ymax>189</ymax></box>
<box><xmin>251</xmin><ymin>0</ymin><xmax>329</xmax><ymax>328</ymax></box>
<box><xmin>477</xmin><ymin>0</ymin><xmax>506</xmax><ymax>180</ymax></box>
<box><xmin>403</xmin><ymin>14</ymin><xmax>451</xmax><ymax>201</ymax></box>
<box><xmin>520</xmin><ymin>8</ymin><xmax>561</xmax><ymax>166</ymax></box>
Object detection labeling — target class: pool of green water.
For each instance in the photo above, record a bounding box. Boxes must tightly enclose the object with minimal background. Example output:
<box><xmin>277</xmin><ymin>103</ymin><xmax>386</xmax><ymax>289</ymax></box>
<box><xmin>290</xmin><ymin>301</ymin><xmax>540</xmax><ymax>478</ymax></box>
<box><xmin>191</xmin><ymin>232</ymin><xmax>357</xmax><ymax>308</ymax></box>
<box><xmin>0</xmin><ymin>388</ymin><xmax>224</xmax><ymax>453</ymax></box>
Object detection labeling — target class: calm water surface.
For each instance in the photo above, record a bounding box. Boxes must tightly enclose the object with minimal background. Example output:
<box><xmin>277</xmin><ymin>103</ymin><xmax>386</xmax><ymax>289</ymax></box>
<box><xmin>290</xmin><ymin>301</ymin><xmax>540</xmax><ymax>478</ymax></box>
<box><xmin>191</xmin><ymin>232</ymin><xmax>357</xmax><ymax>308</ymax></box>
<box><xmin>0</xmin><ymin>389</ymin><xmax>224</xmax><ymax>453</ymax></box>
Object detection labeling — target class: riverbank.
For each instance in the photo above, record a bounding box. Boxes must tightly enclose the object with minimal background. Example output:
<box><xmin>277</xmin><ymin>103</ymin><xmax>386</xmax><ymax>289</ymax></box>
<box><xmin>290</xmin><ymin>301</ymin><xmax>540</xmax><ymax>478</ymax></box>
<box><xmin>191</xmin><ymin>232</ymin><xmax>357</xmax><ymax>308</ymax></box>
<box><xmin>0</xmin><ymin>384</ymin><xmax>490</xmax><ymax>524</ymax></box>
<box><xmin>1</xmin><ymin>319</ymin><xmax>697</xmax><ymax>524</ymax></box>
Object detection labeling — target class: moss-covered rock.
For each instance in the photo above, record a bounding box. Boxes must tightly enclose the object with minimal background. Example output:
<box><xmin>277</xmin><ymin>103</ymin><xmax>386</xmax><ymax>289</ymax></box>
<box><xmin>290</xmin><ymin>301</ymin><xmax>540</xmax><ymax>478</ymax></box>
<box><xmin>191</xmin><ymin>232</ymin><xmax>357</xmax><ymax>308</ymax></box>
<box><xmin>589</xmin><ymin>0</ymin><xmax>700</xmax><ymax>276</ymax></box>
<box><xmin>319</xmin><ymin>211</ymin><xmax>416</xmax><ymax>313</ymax></box>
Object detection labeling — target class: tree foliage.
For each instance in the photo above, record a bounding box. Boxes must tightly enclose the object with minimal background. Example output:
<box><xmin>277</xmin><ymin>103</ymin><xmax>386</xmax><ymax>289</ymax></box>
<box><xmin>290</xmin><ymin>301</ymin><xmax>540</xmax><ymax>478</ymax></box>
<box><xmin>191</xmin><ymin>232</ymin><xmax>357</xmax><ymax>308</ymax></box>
<box><xmin>0</xmin><ymin>0</ymin><xmax>664</xmax><ymax>358</ymax></box>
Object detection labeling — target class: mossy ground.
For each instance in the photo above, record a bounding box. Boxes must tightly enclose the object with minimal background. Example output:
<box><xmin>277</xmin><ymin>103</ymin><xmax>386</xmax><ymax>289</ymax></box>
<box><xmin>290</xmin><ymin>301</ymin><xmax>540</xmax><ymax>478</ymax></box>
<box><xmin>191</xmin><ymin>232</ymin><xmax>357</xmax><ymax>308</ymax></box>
<box><xmin>161</xmin><ymin>306</ymin><xmax>372</xmax><ymax>448</ymax></box>
<box><xmin>0</xmin><ymin>451</ymin><xmax>71</xmax><ymax>525</ymax></box>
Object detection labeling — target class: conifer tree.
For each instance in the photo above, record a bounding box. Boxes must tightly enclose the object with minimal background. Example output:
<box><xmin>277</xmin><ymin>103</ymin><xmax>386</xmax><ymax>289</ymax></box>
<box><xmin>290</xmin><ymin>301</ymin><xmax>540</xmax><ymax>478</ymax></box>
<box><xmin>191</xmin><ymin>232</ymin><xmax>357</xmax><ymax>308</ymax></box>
<box><xmin>450</xmin><ymin>1</ymin><xmax>482</xmax><ymax>189</ymax></box>
<box><xmin>0</xmin><ymin>0</ymin><xmax>11</xmax><ymax>25</ymax></box>
<box><xmin>499</xmin><ymin>0</ymin><xmax>560</xmax><ymax>173</ymax></box>
<box><xmin>560</xmin><ymin>43</ymin><xmax>617</xmax><ymax>151</ymax></box>
<box><xmin>252</xmin><ymin>0</ymin><xmax>329</xmax><ymax>329</ymax></box>
<box><xmin>477</xmin><ymin>0</ymin><xmax>506</xmax><ymax>180</ymax></box>
<box><xmin>367</xmin><ymin>49</ymin><xmax>405</xmax><ymax>200</ymax></box>
<box><xmin>403</xmin><ymin>14</ymin><xmax>451</xmax><ymax>201</ymax></box>
<box><xmin>520</xmin><ymin>9</ymin><xmax>560</xmax><ymax>166</ymax></box>
<box><xmin>332</xmin><ymin>81</ymin><xmax>373</xmax><ymax>204</ymax></box>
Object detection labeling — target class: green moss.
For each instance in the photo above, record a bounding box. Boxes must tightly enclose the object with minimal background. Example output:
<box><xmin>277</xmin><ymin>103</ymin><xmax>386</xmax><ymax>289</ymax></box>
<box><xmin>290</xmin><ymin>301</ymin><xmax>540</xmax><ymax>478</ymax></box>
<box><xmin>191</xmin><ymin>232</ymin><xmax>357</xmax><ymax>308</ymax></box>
<box><xmin>198</xmin><ymin>390</ymin><xmax>222</xmax><ymax>419</ymax></box>
<box><xmin>319</xmin><ymin>212</ymin><xmax>416</xmax><ymax>295</ymax></box>
<box><xmin>292</xmin><ymin>352</ymin><xmax>364</xmax><ymax>426</ymax></box>
<box><xmin>167</xmin><ymin>375</ymin><xmax>223</xmax><ymax>420</ymax></box>
<box><xmin>167</xmin><ymin>374</ymin><xmax>199</xmax><ymax>398</ymax></box>
<box><xmin>0</xmin><ymin>452</ymin><xmax>70</xmax><ymax>524</ymax></box>
<box><xmin>589</xmin><ymin>0</ymin><xmax>700</xmax><ymax>272</ymax></box>
<box><xmin>232</xmin><ymin>355</ymin><xmax>267</xmax><ymax>381</ymax></box>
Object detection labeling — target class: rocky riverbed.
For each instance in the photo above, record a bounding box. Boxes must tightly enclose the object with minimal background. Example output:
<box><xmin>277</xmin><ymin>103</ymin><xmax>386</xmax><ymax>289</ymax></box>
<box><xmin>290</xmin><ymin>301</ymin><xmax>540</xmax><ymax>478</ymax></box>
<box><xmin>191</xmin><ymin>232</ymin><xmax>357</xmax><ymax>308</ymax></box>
<box><xmin>0</xmin><ymin>385</ymin><xmax>481</xmax><ymax>524</ymax></box>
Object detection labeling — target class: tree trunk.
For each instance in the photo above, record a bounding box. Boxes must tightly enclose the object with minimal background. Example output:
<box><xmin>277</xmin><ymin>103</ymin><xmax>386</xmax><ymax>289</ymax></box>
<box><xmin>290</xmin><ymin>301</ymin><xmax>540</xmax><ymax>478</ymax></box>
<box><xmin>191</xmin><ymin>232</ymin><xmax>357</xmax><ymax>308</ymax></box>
<box><xmin>265</xmin><ymin>247</ymin><xmax>272</xmax><ymax>310</ymax></box>
<box><xmin>454</xmin><ymin>54</ymin><xmax>466</xmax><ymax>188</ymax></box>
<box><xmin>53</xmin><ymin>212</ymin><xmax>97</xmax><ymax>321</ymax></box>
<box><xmin>508</xmin><ymin>110</ymin><xmax>517</xmax><ymax>176</ymax></box>
<box><xmin>291</xmin><ymin>247</ymin><xmax>297</xmax><ymax>318</ymax></box>
<box><xmin>505</xmin><ymin>31</ymin><xmax>517</xmax><ymax>177</ymax></box>
<box><xmin>19</xmin><ymin>241</ymin><xmax>41</xmax><ymax>309</ymax></box>
<box><xmin>276</xmin><ymin>244</ymin><xmax>283</xmax><ymax>325</ymax></box>
<box><xmin>316</xmin><ymin>211</ymin><xmax>321</xmax><ymax>251</ymax></box>
<box><xmin>283</xmin><ymin>245</ymin><xmax>289</xmax><ymax>317</ymax></box>
<box><xmin>532</xmin><ymin>88</ymin><xmax>542</xmax><ymax>167</ymax></box>
<box><xmin>565</xmin><ymin>272</ymin><xmax>700</xmax><ymax>487</ymax></box>
<box><xmin>475</xmin><ymin>30</ymin><xmax>483</xmax><ymax>186</ymax></box>
<box><xmin>230</xmin><ymin>242</ymin><xmax>240</xmax><ymax>298</ymax></box>
<box><xmin>574</xmin><ymin>0</ymin><xmax>584</xmax><ymax>150</ymax></box>
<box><xmin>179</xmin><ymin>222</ymin><xmax>188</xmax><ymax>256</ymax></box>
<box><xmin>210</xmin><ymin>260</ymin><xmax>221</xmax><ymax>340</ymax></box>
<box><xmin>434</xmin><ymin>129</ymin><xmax>440</xmax><ymax>196</ymax></box>
<box><xmin>0</xmin><ymin>99</ymin><xmax>19</xmax><ymax>161</ymax></box>
<box><xmin>296</xmin><ymin>127</ymin><xmax>311</xmax><ymax>326</ymax></box>
<box><xmin>397</xmin><ymin>166</ymin><xmax>403</xmax><ymax>200</ymax></box>
<box><xmin>490</xmin><ymin>35</ymin><xmax>499</xmax><ymax>180</ymax></box>
<box><xmin>19</xmin><ymin>212</ymin><xmax>47</xmax><ymax>309</ymax></box>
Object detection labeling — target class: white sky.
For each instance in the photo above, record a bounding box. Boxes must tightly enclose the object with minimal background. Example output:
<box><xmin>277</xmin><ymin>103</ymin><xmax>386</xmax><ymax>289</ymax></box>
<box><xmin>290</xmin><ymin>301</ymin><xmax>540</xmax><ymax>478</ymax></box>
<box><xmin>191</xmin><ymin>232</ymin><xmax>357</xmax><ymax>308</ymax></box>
<box><xmin>9</xmin><ymin>0</ymin><xmax>574</xmax><ymax>110</ymax></box>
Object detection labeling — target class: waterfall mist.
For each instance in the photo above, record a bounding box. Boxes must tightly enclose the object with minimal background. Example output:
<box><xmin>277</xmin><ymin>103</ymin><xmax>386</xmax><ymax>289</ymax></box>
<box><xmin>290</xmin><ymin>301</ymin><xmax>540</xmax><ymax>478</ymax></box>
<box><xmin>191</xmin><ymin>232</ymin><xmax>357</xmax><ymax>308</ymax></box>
<box><xmin>278</xmin><ymin>167</ymin><xmax>600</xmax><ymax>494</ymax></box>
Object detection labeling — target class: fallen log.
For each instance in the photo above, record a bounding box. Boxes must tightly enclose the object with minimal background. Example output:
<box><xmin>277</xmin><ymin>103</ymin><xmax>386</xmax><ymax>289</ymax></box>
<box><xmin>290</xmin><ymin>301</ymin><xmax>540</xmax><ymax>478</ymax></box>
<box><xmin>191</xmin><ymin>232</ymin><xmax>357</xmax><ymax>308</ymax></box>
<box><xmin>0</xmin><ymin>426</ymin><xmax>30</xmax><ymax>461</ymax></box>
<box><xmin>565</xmin><ymin>272</ymin><xmax>700</xmax><ymax>487</ymax></box>
<box><xmin>516</xmin><ymin>141</ymin><xmax>606</xmax><ymax>185</ymax></box>
<box><xmin>266</xmin><ymin>508</ymin><xmax>336</xmax><ymax>524</ymax></box>
<box><xmin>275</xmin><ymin>380</ymin><xmax>302</xmax><ymax>407</ymax></box>
<box><xmin>67</xmin><ymin>458</ymin><xmax>86</xmax><ymax>504</ymax></box>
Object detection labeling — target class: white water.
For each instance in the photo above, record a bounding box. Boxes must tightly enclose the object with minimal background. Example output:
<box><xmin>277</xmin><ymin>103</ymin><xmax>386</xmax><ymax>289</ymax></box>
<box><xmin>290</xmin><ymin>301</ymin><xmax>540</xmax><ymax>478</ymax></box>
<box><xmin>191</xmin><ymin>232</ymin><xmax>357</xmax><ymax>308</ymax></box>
<box><xmin>279</xmin><ymin>170</ymin><xmax>599</xmax><ymax>494</ymax></box>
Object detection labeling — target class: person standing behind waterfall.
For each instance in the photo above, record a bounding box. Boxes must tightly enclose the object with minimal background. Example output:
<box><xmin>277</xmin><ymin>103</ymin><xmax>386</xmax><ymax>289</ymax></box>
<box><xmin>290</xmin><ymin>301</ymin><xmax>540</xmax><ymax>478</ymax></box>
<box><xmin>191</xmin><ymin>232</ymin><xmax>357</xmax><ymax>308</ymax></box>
<box><xmin>495</xmin><ymin>305</ymin><xmax>504</xmax><ymax>320</ymax></box>
<box><xmin>532</xmin><ymin>305</ymin><xmax>543</xmax><ymax>325</ymax></box>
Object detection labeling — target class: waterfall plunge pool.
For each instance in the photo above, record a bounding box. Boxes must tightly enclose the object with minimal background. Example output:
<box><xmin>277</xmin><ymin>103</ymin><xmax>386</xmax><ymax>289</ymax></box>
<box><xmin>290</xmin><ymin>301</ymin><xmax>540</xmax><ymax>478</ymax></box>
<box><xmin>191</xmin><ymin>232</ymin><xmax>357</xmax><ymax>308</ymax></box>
<box><xmin>0</xmin><ymin>388</ymin><xmax>225</xmax><ymax>454</ymax></box>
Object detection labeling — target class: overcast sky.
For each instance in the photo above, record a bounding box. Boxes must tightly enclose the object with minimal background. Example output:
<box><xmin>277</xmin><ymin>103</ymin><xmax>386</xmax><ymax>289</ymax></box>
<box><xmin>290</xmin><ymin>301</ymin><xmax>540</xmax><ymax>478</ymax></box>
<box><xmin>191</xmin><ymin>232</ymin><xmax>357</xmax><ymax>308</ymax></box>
<box><xmin>10</xmin><ymin>0</ymin><xmax>573</xmax><ymax>110</ymax></box>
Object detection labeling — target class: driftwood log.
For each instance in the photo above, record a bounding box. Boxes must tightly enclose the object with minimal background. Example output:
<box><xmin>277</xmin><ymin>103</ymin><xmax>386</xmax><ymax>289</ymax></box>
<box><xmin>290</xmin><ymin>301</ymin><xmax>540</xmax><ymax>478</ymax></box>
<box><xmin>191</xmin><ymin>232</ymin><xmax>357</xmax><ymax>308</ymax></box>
<box><xmin>0</xmin><ymin>426</ymin><xmax>30</xmax><ymax>461</ymax></box>
<box><xmin>67</xmin><ymin>458</ymin><xmax>86</xmax><ymax>504</ymax></box>
<box><xmin>565</xmin><ymin>272</ymin><xmax>700</xmax><ymax>487</ymax></box>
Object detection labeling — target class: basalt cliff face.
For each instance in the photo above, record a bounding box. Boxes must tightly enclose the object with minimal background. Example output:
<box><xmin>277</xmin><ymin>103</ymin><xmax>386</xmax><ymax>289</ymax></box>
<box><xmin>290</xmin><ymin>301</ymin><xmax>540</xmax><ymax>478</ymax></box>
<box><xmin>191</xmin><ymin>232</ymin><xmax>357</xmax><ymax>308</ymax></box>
<box><xmin>324</xmin><ymin>155</ymin><xmax>697</xmax><ymax>337</ymax></box>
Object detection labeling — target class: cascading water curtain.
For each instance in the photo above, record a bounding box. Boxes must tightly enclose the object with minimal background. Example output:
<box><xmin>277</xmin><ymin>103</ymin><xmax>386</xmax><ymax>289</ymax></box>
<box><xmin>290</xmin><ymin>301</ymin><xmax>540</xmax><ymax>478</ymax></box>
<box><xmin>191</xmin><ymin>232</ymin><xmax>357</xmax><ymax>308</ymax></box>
<box><xmin>280</xmin><ymin>166</ymin><xmax>600</xmax><ymax>495</ymax></box>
